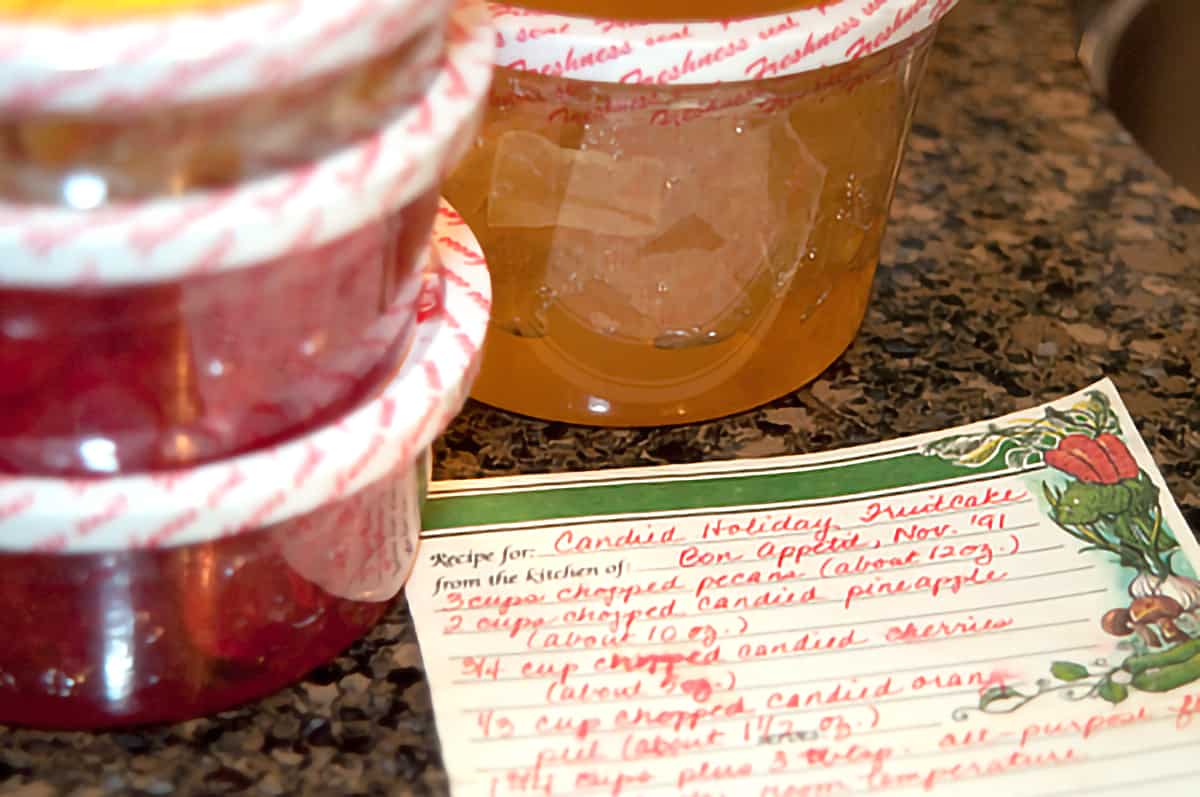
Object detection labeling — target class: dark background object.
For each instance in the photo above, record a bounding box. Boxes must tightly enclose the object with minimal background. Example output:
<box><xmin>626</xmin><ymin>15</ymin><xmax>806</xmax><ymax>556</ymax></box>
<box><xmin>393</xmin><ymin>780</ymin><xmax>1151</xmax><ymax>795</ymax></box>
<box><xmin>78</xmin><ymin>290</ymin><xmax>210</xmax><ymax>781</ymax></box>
<box><xmin>1078</xmin><ymin>0</ymin><xmax>1200</xmax><ymax>197</ymax></box>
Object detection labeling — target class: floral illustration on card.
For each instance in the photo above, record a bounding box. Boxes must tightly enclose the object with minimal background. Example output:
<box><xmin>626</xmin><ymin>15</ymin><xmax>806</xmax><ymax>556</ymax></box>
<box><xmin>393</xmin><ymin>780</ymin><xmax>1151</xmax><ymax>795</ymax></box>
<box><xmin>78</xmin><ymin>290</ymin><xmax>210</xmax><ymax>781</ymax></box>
<box><xmin>923</xmin><ymin>390</ymin><xmax>1200</xmax><ymax>714</ymax></box>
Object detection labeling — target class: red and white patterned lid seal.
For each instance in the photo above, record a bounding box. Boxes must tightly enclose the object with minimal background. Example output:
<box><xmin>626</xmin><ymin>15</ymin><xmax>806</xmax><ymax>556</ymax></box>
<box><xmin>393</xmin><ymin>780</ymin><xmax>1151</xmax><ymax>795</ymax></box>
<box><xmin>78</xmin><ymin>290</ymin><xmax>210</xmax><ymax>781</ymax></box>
<box><xmin>0</xmin><ymin>0</ymin><xmax>453</xmax><ymax>112</ymax></box>
<box><xmin>489</xmin><ymin>0</ymin><xmax>958</xmax><ymax>85</ymax></box>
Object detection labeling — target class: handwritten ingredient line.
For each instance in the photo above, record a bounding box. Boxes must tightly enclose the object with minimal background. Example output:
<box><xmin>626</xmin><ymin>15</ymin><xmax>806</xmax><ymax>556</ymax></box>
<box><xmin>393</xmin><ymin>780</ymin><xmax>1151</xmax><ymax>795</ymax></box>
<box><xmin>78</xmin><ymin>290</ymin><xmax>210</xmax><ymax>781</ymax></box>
<box><xmin>446</xmin><ymin>576</ymin><xmax>1101</xmax><ymax>683</ymax></box>
<box><xmin>733</xmin><ymin>586</ymin><xmax>1102</xmax><ymax>641</ymax></box>
<box><xmin>763</xmin><ymin>734</ymin><xmax>1200</xmax><ymax>796</ymax></box>
<box><xmin>887</xmin><ymin>735</ymin><xmax>1200</xmax><ymax>797</ymax></box>
<box><xmin>436</xmin><ymin>547</ymin><xmax>1073</xmax><ymax>616</ymax></box>
<box><xmin>611</xmin><ymin>588</ymin><xmax>1068</xmax><ymax>651</ymax></box>
<box><xmin>637</xmin><ymin>617</ymin><xmax>1091</xmax><ymax>662</ymax></box>
<box><xmin>707</xmin><ymin>544</ymin><xmax>1061</xmax><ymax>590</ymax></box>
<box><xmin>455</xmin><ymin>617</ymin><xmax>1091</xmax><ymax>669</ymax></box>
<box><xmin>609</xmin><ymin>715</ymin><xmax>1180</xmax><ymax>797</ymax></box>
<box><xmin>433</xmin><ymin>587</ymin><xmax>692</xmax><ymax>613</ymax></box>
<box><xmin>444</xmin><ymin>586</ymin><xmax>1104</xmax><ymax>638</ymax></box>
<box><xmin>436</xmin><ymin>556</ymin><xmax>1094</xmax><ymax>619</ymax></box>
<box><xmin>474</xmin><ymin>721</ymin><xmax>944</xmax><ymax>775</ymax></box>
<box><xmin>452</xmin><ymin>641</ymin><xmax>1094</xmax><ymax>693</ymax></box>
<box><xmin>892</xmin><ymin>703</ymin><xmax>1200</xmax><ymax>765</ymax></box>
<box><xmin>745</xmin><ymin>642</ymin><xmax>1095</xmax><ymax>693</ymax></box>
<box><xmin>654</xmin><ymin>564</ymin><xmax>1097</xmax><ymax>619</ymax></box>
<box><xmin>473</xmin><ymin>686</ymin><xmax>995</xmax><ymax>745</ymax></box>
<box><xmin>482</xmin><ymin>709</ymin><xmax>1195</xmax><ymax>797</ymax></box>
<box><xmin>640</xmin><ymin>524</ymin><xmax>1039</xmax><ymax>572</ymax></box>
<box><xmin>609</xmin><ymin>737</ymin><xmax>1200</xmax><ymax>797</ymax></box>
<box><xmin>457</xmin><ymin>642</ymin><xmax>1095</xmax><ymax>711</ymax></box>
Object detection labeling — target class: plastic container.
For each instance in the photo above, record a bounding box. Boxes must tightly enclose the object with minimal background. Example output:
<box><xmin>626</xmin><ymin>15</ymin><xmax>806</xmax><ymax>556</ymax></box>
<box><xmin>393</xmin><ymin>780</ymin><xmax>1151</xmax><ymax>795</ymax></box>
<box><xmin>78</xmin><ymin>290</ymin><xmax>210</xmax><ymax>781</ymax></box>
<box><xmin>0</xmin><ymin>0</ymin><xmax>455</xmax><ymax>200</ymax></box>
<box><xmin>0</xmin><ymin>201</ymin><xmax>491</xmax><ymax>729</ymax></box>
<box><xmin>443</xmin><ymin>0</ymin><xmax>959</xmax><ymax>426</ymax></box>
<box><xmin>0</xmin><ymin>0</ymin><xmax>495</xmax><ymax>475</ymax></box>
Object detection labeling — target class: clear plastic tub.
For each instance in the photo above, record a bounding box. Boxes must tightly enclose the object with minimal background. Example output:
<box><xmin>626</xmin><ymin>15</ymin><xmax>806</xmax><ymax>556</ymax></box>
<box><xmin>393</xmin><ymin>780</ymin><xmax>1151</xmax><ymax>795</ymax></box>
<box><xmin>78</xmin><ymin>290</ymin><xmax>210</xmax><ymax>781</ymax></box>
<box><xmin>444</xmin><ymin>0</ymin><xmax>958</xmax><ymax>426</ymax></box>
<box><xmin>0</xmin><ymin>0</ymin><xmax>494</xmax><ymax>475</ymax></box>
<box><xmin>0</xmin><ymin>202</ymin><xmax>491</xmax><ymax>729</ymax></box>
<box><xmin>0</xmin><ymin>0</ymin><xmax>455</xmax><ymax>202</ymax></box>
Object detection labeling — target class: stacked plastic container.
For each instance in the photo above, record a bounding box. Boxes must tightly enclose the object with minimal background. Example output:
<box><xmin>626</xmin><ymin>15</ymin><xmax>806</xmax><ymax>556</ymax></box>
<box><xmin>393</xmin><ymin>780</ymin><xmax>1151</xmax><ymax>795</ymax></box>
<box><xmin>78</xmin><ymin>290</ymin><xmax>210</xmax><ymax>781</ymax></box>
<box><xmin>445</xmin><ymin>0</ymin><xmax>957</xmax><ymax>427</ymax></box>
<box><xmin>0</xmin><ymin>0</ymin><xmax>494</xmax><ymax>728</ymax></box>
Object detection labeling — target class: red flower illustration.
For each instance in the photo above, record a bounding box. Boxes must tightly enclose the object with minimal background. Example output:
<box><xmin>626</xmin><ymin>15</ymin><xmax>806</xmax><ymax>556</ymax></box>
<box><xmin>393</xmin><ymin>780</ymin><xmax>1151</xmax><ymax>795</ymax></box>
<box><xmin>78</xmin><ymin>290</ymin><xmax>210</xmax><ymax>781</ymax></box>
<box><xmin>1044</xmin><ymin>434</ymin><xmax>1139</xmax><ymax>484</ymax></box>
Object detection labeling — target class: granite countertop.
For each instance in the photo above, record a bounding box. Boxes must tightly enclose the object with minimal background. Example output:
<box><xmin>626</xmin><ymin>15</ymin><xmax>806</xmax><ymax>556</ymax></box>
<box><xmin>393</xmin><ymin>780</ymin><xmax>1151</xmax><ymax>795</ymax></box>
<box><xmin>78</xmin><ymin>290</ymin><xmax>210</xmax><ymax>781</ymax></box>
<box><xmin>3</xmin><ymin>0</ymin><xmax>1198</xmax><ymax>794</ymax></box>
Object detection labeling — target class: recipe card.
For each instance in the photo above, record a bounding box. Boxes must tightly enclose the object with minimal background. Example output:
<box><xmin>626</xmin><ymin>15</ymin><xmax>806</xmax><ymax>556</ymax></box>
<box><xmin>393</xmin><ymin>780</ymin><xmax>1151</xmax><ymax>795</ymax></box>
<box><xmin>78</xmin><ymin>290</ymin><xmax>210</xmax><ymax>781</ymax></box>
<box><xmin>407</xmin><ymin>380</ymin><xmax>1200</xmax><ymax>796</ymax></box>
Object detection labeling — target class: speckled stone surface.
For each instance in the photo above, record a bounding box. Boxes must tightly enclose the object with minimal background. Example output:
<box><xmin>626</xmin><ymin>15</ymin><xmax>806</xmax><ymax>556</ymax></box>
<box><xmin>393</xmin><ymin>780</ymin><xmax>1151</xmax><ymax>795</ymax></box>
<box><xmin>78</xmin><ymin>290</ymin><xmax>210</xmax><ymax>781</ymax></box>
<box><xmin>3</xmin><ymin>0</ymin><xmax>1198</xmax><ymax>794</ymax></box>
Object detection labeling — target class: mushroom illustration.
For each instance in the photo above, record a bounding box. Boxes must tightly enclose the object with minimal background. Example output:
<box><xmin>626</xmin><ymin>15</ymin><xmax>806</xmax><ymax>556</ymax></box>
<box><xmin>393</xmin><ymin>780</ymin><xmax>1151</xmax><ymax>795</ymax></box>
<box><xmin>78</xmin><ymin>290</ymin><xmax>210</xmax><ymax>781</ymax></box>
<box><xmin>1101</xmin><ymin>606</ymin><xmax>1159</xmax><ymax>647</ymax></box>
<box><xmin>1130</xmin><ymin>595</ymin><xmax>1187</xmax><ymax>646</ymax></box>
<box><xmin>1101</xmin><ymin>607</ymin><xmax>1133</xmax><ymax>636</ymax></box>
<box><xmin>1100</xmin><ymin>596</ymin><xmax>1187</xmax><ymax>647</ymax></box>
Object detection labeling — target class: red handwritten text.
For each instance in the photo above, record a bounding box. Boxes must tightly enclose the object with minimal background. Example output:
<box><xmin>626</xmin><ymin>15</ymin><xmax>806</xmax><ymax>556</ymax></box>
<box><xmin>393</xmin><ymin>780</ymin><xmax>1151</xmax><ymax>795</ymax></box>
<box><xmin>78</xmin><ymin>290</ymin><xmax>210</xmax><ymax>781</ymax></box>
<box><xmin>843</xmin><ymin>568</ymin><xmax>1007</xmax><ymax>609</ymax></box>
<box><xmin>859</xmin><ymin>487</ymin><xmax>1027</xmax><ymax>524</ymax></box>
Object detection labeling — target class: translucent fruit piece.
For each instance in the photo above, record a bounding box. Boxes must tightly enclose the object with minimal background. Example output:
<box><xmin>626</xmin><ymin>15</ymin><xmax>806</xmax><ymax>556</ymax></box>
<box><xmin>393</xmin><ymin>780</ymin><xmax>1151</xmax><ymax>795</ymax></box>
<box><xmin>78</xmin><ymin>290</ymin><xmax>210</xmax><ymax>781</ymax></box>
<box><xmin>488</xmin><ymin>130</ymin><xmax>666</xmax><ymax>236</ymax></box>
<box><xmin>540</xmin><ymin>109</ymin><xmax>827</xmax><ymax>345</ymax></box>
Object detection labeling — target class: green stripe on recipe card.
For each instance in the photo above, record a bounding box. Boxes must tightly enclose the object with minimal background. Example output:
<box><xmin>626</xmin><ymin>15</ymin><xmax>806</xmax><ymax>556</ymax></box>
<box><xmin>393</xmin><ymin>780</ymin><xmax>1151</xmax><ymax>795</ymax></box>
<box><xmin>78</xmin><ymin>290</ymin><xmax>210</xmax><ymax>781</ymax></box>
<box><xmin>421</xmin><ymin>449</ymin><xmax>1013</xmax><ymax>532</ymax></box>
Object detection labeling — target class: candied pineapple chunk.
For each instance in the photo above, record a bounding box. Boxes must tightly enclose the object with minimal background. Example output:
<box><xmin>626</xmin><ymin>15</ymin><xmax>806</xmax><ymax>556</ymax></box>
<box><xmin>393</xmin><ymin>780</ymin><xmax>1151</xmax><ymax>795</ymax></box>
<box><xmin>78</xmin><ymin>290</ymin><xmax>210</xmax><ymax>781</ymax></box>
<box><xmin>488</xmin><ymin>130</ymin><xmax>666</xmax><ymax>236</ymax></box>
<box><xmin>534</xmin><ymin>113</ymin><xmax>826</xmax><ymax>344</ymax></box>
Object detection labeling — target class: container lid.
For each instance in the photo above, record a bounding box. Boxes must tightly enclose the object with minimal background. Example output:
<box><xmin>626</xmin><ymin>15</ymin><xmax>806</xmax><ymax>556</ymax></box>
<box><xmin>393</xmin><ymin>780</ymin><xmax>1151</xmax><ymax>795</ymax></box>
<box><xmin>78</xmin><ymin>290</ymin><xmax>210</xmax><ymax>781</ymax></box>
<box><xmin>0</xmin><ymin>199</ymin><xmax>492</xmax><ymax>553</ymax></box>
<box><xmin>0</xmin><ymin>0</ymin><xmax>494</xmax><ymax>287</ymax></box>
<box><xmin>489</xmin><ymin>0</ymin><xmax>958</xmax><ymax>85</ymax></box>
<box><xmin>0</xmin><ymin>0</ymin><xmax>452</xmax><ymax>112</ymax></box>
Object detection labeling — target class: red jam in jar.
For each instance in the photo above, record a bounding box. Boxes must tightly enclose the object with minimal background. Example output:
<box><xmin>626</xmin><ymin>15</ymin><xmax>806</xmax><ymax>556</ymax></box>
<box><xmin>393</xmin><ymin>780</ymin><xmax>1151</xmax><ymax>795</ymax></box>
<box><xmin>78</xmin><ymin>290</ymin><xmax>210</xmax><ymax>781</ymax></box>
<box><xmin>0</xmin><ymin>194</ymin><xmax>493</xmax><ymax>730</ymax></box>
<box><xmin>0</xmin><ymin>190</ymin><xmax>439</xmax><ymax>475</ymax></box>
<box><xmin>0</xmin><ymin>466</ymin><xmax>417</xmax><ymax>729</ymax></box>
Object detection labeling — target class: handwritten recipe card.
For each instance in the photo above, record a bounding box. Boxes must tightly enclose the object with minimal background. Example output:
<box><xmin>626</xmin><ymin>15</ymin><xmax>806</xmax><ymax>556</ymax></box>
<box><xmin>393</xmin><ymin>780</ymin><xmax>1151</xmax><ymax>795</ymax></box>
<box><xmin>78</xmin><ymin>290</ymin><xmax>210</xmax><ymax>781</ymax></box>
<box><xmin>408</xmin><ymin>380</ymin><xmax>1200</xmax><ymax>796</ymax></box>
